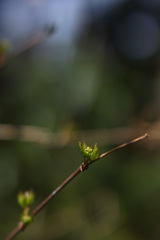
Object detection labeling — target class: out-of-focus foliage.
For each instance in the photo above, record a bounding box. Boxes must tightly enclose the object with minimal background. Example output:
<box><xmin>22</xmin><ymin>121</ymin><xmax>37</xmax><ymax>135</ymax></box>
<box><xmin>1</xmin><ymin>1</ymin><xmax>160</xmax><ymax>240</ymax></box>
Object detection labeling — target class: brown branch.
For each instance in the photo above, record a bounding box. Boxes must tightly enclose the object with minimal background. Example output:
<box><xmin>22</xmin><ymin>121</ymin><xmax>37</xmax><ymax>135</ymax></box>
<box><xmin>0</xmin><ymin>26</ymin><xmax>55</xmax><ymax>70</ymax></box>
<box><xmin>5</xmin><ymin>133</ymin><xmax>148</xmax><ymax>240</ymax></box>
<box><xmin>92</xmin><ymin>133</ymin><xmax>149</xmax><ymax>164</ymax></box>
<box><xmin>32</xmin><ymin>167</ymin><xmax>81</xmax><ymax>217</ymax></box>
<box><xmin>0</xmin><ymin>121</ymin><xmax>156</xmax><ymax>148</ymax></box>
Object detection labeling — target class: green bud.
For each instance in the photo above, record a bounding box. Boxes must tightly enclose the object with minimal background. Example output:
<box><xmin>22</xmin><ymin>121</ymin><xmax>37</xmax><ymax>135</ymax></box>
<box><xmin>25</xmin><ymin>191</ymin><xmax>35</xmax><ymax>206</ymax></box>
<box><xmin>18</xmin><ymin>191</ymin><xmax>35</xmax><ymax>208</ymax></box>
<box><xmin>18</xmin><ymin>192</ymin><xmax>26</xmax><ymax>208</ymax></box>
<box><xmin>79</xmin><ymin>141</ymin><xmax>99</xmax><ymax>164</ymax></box>
<box><xmin>21</xmin><ymin>214</ymin><xmax>33</xmax><ymax>225</ymax></box>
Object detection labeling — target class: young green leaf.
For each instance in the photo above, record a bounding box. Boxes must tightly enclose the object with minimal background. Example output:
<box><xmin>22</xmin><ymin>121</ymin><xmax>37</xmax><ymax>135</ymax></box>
<box><xmin>79</xmin><ymin>141</ymin><xmax>99</xmax><ymax>164</ymax></box>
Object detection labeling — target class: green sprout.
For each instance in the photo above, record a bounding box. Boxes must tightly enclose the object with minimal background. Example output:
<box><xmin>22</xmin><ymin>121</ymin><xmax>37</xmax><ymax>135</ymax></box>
<box><xmin>18</xmin><ymin>190</ymin><xmax>35</xmax><ymax>225</ymax></box>
<box><xmin>18</xmin><ymin>191</ymin><xmax>35</xmax><ymax>208</ymax></box>
<box><xmin>79</xmin><ymin>141</ymin><xmax>99</xmax><ymax>164</ymax></box>
<box><xmin>21</xmin><ymin>207</ymin><xmax>33</xmax><ymax>225</ymax></box>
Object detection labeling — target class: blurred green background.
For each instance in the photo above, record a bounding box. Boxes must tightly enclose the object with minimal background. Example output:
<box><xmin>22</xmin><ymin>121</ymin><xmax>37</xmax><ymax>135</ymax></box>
<box><xmin>1</xmin><ymin>1</ymin><xmax>160</xmax><ymax>239</ymax></box>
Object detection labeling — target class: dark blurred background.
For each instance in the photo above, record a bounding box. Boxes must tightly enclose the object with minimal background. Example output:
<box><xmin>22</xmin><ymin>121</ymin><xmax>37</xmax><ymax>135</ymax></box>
<box><xmin>1</xmin><ymin>0</ymin><xmax>160</xmax><ymax>239</ymax></box>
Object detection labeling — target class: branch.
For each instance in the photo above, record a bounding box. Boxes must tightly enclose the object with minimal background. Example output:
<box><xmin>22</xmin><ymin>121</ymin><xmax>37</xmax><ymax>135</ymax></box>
<box><xmin>0</xmin><ymin>26</ymin><xmax>55</xmax><ymax>70</ymax></box>
<box><xmin>0</xmin><ymin>122</ymin><xmax>154</xmax><ymax>148</ymax></box>
<box><xmin>5</xmin><ymin>133</ymin><xmax>148</xmax><ymax>240</ymax></box>
<box><xmin>93</xmin><ymin>133</ymin><xmax>149</xmax><ymax>163</ymax></box>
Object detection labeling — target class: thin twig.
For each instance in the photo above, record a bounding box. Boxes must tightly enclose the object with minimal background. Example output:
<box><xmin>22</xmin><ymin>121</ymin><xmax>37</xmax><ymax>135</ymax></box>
<box><xmin>32</xmin><ymin>167</ymin><xmax>81</xmax><ymax>217</ymax></box>
<box><xmin>0</xmin><ymin>122</ymin><xmax>155</xmax><ymax>148</ymax></box>
<box><xmin>0</xmin><ymin>26</ymin><xmax>55</xmax><ymax>70</ymax></box>
<box><xmin>5</xmin><ymin>133</ymin><xmax>149</xmax><ymax>240</ymax></box>
<box><xmin>92</xmin><ymin>133</ymin><xmax>149</xmax><ymax>164</ymax></box>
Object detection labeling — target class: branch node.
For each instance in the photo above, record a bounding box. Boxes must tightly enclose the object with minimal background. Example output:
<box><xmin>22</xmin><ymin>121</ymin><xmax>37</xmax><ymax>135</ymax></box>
<box><xmin>79</xmin><ymin>163</ymin><xmax>89</xmax><ymax>172</ymax></box>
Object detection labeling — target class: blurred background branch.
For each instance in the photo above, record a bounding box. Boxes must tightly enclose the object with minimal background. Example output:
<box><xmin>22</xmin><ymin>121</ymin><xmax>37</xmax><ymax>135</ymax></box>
<box><xmin>0</xmin><ymin>25</ymin><xmax>55</xmax><ymax>70</ymax></box>
<box><xmin>0</xmin><ymin>121</ymin><xmax>158</xmax><ymax>149</ymax></box>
